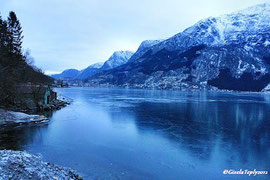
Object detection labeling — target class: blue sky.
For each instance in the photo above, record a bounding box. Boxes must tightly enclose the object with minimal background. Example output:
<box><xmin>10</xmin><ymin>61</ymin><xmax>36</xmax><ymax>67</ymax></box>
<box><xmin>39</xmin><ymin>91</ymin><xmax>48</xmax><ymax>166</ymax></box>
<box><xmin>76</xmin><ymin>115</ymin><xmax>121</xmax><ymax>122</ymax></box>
<box><xmin>0</xmin><ymin>0</ymin><xmax>268</xmax><ymax>74</ymax></box>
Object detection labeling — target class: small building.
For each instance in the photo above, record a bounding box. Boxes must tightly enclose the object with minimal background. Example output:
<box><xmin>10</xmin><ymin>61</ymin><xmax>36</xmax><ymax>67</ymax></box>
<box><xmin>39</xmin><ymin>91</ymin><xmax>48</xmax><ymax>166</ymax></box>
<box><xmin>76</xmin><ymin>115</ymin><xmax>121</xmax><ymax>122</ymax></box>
<box><xmin>15</xmin><ymin>84</ymin><xmax>57</xmax><ymax>111</ymax></box>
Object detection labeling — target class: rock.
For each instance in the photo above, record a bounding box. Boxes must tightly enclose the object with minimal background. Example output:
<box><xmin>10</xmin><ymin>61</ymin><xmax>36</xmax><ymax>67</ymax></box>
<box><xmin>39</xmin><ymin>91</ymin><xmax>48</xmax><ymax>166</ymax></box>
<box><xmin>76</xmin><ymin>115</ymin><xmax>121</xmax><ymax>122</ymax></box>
<box><xmin>0</xmin><ymin>150</ymin><xmax>82</xmax><ymax>180</ymax></box>
<box><xmin>0</xmin><ymin>109</ymin><xmax>49</xmax><ymax>126</ymax></box>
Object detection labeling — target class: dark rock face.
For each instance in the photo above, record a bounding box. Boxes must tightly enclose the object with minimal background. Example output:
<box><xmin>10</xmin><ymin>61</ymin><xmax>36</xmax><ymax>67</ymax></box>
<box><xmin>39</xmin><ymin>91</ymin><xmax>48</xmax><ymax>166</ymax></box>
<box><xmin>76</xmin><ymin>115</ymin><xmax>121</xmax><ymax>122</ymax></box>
<box><xmin>208</xmin><ymin>69</ymin><xmax>270</xmax><ymax>91</ymax></box>
<box><xmin>88</xmin><ymin>3</ymin><xmax>270</xmax><ymax>91</ymax></box>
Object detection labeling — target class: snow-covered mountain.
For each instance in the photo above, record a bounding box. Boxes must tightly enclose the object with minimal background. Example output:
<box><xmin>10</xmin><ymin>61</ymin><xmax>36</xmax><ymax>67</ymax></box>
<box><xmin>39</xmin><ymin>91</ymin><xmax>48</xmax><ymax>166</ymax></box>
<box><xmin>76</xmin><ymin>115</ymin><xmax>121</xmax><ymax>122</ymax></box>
<box><xmin>76</xmin><ymin>62</ymin><xmax>103</xmax><ymax>80</ymax></box>
<box><xmin>51</xmin><ymin>51</ymin><xmax>134</xmax><ymax>80</ymax></box>
<box><xmin>128</xmin><ymin>40</ymin><xmax>163</xmax><ymax>62</ymax></box>
<box><xmin>88</xmin><ymin>3</ymin><xmax>270</xmax><ymax>92</ymax></box>
<box><xmin>100</xmin><ymin>51</ymin><xmax>134</xmax><ymax>70</ymax></box>
<box><xmin>150</xmin><ymin>3</ymin><xmax>270</xmax><ymax>52</ymax></box>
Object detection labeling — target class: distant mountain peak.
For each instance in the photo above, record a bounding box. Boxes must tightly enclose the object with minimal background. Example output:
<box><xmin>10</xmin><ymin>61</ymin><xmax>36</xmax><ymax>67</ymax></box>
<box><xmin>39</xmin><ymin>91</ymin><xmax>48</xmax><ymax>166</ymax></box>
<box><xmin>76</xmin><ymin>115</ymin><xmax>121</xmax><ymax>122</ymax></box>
<box><xmin>113</xmin><ymin>50</ymin><xmax>134</xmax><ymax>55</ymax></box>
<box><xmin>101</xmin><ymin>50</ymin><xmax>134</xmax><ymax>70</ymax></box>
<box><xmin>128</xmin><ymin>40</ymin><xmax>163</xmax><ymax>62</ymax></box>
<box><xmin>139</xmin><ymin>40</ymin><xmax>163</xmax><ymax>49</ymax></box>
<box><xmin>51</xmin><ymin>50</ymin><xmax>134</xmax><ymax>80</ymax></box>
<box><xmin>88</xmin><ymin>62</ymin><xmax>103</xmax><ymax>69</ymax></box>
<box><xmin>51</xmin><ymin>69</ymin><xmax>80</xmax><ymax>80</ymax></box>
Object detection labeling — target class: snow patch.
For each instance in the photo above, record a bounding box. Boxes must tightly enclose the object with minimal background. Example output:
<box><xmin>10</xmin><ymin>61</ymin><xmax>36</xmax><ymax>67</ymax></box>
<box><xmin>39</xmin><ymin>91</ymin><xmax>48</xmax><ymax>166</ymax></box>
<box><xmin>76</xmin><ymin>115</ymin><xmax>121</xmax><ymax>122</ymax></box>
<box><xmin>0</xmin><ymin>150</ymin><xmax>82</xmax><ymax>179</ymax></box>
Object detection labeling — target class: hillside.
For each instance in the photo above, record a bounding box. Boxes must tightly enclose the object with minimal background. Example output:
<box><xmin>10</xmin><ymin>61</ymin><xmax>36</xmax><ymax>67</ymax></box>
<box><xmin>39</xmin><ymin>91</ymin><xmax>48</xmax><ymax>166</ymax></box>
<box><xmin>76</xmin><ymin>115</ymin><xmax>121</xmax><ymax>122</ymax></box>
<box><xmin>51</xmin><ymin>69</ymin><xmax>80</xmax><ymax>80</ymax></box>
<box><xmin>0</xmin><ymin>11</ymin><xmax>53</xmax><ymax>108</ymax></box>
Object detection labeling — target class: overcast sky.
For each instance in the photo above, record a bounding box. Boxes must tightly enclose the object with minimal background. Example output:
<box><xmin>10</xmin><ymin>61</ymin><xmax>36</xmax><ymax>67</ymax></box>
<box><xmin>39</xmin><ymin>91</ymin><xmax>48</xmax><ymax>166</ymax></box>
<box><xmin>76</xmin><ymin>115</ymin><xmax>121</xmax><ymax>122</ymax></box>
<box><xmin>0</xmin><ymin>0</ymin><xmax>269</xmax><ymax>74</ymax></box>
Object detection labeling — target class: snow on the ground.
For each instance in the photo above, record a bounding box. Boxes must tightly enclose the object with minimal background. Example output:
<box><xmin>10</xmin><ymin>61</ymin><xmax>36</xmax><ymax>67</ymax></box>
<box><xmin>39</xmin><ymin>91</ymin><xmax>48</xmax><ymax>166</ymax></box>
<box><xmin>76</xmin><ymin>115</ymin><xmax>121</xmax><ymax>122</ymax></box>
<box><xmin>0</xmin><ymin>109</ymin><xmax>49</xmax><ymax>126</ymax></box>
<box><xmin>0</xmin><ymin>150</ymin><xmax>82</xmax><ymax>180</ymax></box>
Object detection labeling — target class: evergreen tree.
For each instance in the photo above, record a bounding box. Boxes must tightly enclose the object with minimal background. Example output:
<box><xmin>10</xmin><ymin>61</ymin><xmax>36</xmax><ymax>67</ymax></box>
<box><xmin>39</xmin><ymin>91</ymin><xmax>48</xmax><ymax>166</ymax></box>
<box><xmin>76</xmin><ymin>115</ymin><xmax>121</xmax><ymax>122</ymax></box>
<box><xmin>0</xmin><ymin>15</ymin><xmax>3</xmax><ymax>45</ymax></box>
<box><xmin>0</xmin><ymin>15</ymin><xmax>7</xmax><ymax>52</ymax></box>
<box><xmin>7</xmin><ymin>11</ymin><xmax>23</xmax><ymax>57</ymax></box>
<box><xmin>0</xmin><ymin>16</ymin><xmax>11</xmax><ymax>66</ymax></box>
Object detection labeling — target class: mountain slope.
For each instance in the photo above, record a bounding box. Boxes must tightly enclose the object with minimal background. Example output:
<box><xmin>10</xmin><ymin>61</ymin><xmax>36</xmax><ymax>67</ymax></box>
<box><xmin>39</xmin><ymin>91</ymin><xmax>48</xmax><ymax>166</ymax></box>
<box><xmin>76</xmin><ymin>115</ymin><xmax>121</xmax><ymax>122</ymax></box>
<box><xmin>128</xmin><ymin>40</ymin><xmax>163</xmax><ymax>62</ymax></box>
<box><xmin>76</xmin><ymin>62</ymin><xmax>103</xmax><ymax>80</ymax></box>
<box><xmin>100</xmin><ymin>51</ymin><xmax>134</xmax><ymax>70</ymax></box>
<box><xmin>51</xmin><ymin>69</ymin><xmax>80</xmax><ymax>80</ymax></box>
<box><xmin>88</xmin><ymin>3</ymin><xmax>270</xmax><ymax>92</ymax></box>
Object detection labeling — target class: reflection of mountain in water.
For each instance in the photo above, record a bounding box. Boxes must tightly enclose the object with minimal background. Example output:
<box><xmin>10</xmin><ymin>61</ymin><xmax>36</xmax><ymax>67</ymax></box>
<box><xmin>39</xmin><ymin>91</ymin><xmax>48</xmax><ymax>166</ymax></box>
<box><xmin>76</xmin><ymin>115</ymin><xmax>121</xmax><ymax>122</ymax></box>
<box><xmin>119</xmin><ymin>93</ymin><xmax>270</xmax><ymax>163</ymax></box>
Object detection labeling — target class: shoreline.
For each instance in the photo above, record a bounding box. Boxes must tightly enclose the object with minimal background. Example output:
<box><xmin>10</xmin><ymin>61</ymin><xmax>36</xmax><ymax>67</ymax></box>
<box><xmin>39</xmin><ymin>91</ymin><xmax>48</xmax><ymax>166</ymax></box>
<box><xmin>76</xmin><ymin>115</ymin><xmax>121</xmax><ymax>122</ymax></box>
<box><xmin>65</xmin><ymin>86</ymin><xmax>270</xmax><ymax>95</ymax></box>
<box><xmin>0</xmin><ymin>97</ymin><xmax>81</xmax><ymax>179</ymax></box>
<box><xmin>0</xmin><ymin>109</ymin><xmax>49</xmax><ymax>127</ymax></box>
<box><xmin>0</xmin><ymin>97</ymin><xmax>71</xmax><ymax>127</ymax></box>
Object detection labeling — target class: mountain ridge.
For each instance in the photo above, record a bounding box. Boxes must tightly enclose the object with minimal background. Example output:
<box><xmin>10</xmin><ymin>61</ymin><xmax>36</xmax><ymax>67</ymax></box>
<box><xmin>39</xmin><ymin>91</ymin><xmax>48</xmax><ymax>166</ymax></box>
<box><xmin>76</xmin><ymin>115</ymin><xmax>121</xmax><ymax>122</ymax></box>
<box><xmin>51</xmin><ymin>50</ymin><xmax>134</xmax><ymax>80</ymax></box>
<box><xmin>86</xmin><ymin>3</ymin><xmax>270</xmax><ymax>92</ymax></box>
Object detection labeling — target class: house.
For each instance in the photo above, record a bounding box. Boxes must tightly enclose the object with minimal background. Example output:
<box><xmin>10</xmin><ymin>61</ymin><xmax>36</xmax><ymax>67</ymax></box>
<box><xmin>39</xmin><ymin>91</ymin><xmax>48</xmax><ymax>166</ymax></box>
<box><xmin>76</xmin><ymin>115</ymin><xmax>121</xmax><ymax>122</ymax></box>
<box><xmin>15</xmin><ymin>84</ymin><xmax>57</xmax><ymax>111</ymax></box>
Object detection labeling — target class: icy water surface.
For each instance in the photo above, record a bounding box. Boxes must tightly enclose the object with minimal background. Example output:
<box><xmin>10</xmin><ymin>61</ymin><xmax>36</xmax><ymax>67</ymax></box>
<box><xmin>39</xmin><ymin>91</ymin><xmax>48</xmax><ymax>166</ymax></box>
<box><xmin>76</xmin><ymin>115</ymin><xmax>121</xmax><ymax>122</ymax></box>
<box><xmin>0</xmin><ymin>87</ymin><xmax>270</xmax><ymax>179</ymax></box>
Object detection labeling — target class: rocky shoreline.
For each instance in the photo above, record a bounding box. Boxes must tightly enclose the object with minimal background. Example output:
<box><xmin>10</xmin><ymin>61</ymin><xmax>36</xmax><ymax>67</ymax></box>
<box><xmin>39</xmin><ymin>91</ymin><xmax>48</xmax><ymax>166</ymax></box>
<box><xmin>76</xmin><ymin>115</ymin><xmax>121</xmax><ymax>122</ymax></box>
<box><xmin>39</xmin><ymin>98</ymin><xmax>71</xmax><ymax>111</ymax></box>
<box><xmin>0</xmin><ymin>97</ymin><xmax>82</xmax><ymax>179</ymax></box>
<box><xmin>0</xmin><ymin>109</ymin><xmax>49</xmax><ymax>127</ymax></box>
<box><xmin>0</xmin><ymin>96</ymin><xmax>72</xmax><ymax>127</ymax></box>
<box><xmin>1</xmin><ymin>98</ymin><xmax>71</xmax><ymax>115</ymax></box>
<box><xmin>0</xmin><ymin>150</ymin><xmax>82</xmax><ymax>180</ymax></box>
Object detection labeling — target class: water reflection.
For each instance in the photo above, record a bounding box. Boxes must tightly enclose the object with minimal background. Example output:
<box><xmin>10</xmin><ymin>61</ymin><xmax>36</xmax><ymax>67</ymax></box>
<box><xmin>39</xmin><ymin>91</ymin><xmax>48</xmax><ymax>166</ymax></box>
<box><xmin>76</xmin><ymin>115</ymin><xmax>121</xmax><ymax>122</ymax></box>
<box><xmin>128</xmin><ymin>100</ymin><xmax>270</xmax><ymax>162</ymax></box>
<box><xmin>0</xmin><ymin>88</ymin><xmax>269</xmax><ymax>179</ymax></box>
<box><xmin>0</xmin><ymin>125</ymin><xmax>49</xmax><ymax>150</ymax></box>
